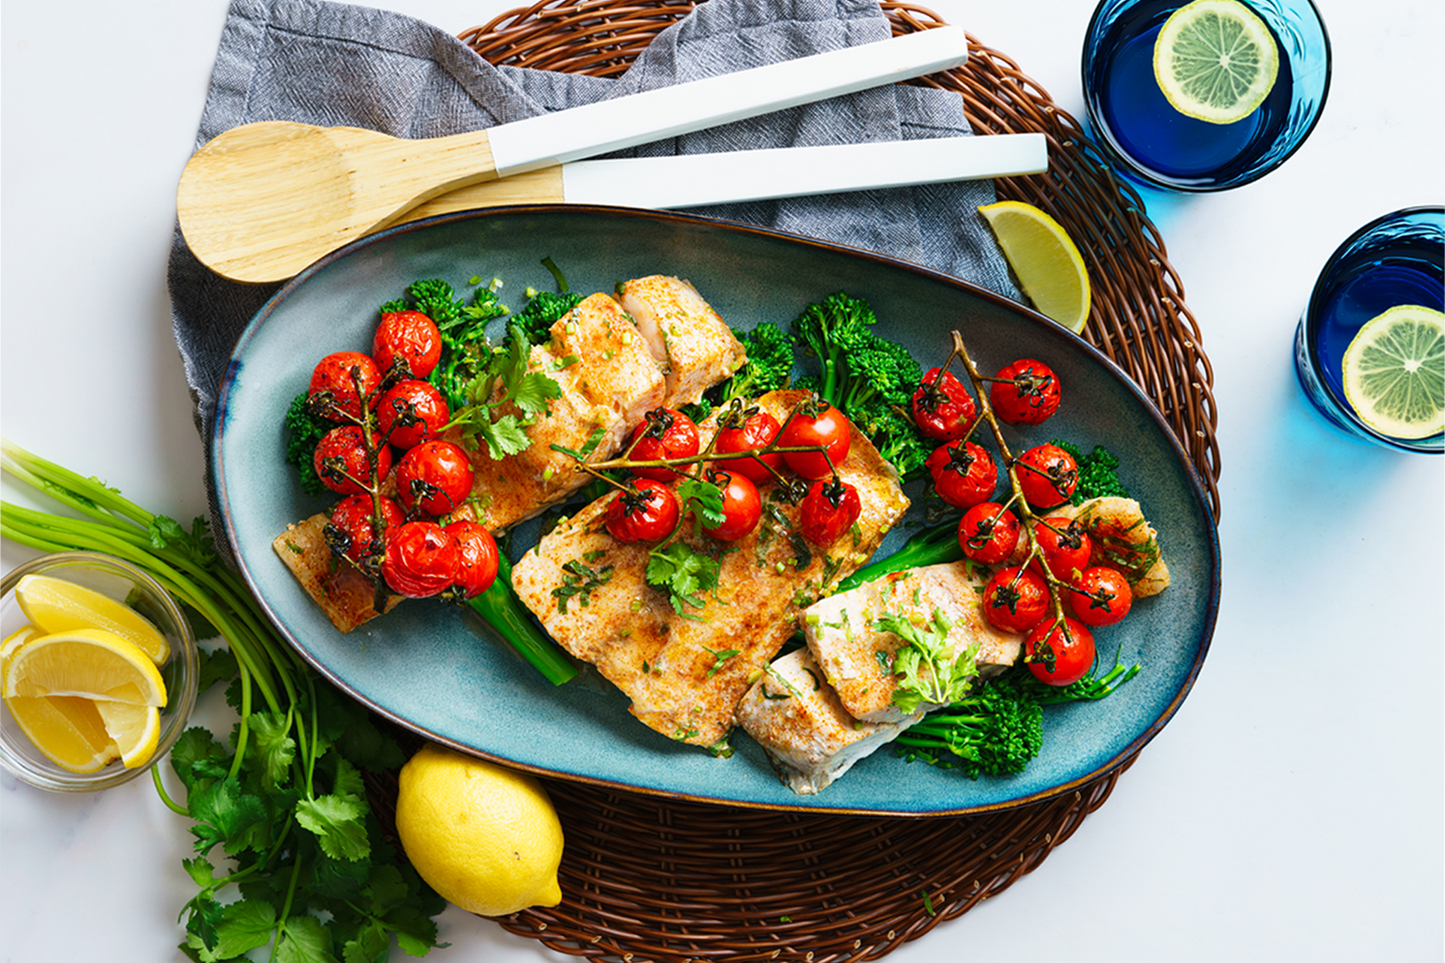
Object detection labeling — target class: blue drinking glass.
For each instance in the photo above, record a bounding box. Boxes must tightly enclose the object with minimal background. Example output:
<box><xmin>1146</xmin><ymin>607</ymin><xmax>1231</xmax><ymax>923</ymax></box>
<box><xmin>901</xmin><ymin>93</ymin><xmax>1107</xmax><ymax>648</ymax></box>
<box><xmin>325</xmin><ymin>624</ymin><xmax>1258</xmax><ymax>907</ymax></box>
<box><xmin>1082</xmin><ymin>0</ymin><xmax>1331</xmax><ymax>192</ymax></box>
<box><xmin>1293</xmin><ymin>207</ymin><xmax>1445</xmax><ymax>454</ymax></box>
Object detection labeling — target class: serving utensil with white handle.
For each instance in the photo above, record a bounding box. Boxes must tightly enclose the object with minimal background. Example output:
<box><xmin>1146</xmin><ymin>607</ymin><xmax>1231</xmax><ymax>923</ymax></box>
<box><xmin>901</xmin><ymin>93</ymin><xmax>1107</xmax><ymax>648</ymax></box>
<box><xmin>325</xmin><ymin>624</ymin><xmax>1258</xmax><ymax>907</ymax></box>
<box><xmin>177</xmin><ymin>27</ymin><xmax>973</xmax><ymax>284</ymax></box>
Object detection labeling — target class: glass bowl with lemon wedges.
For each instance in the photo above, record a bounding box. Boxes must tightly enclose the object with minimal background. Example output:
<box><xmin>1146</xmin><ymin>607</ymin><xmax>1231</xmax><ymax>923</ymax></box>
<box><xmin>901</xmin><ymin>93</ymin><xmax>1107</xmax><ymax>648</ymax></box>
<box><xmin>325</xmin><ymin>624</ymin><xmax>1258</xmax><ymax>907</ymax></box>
<box><xmin>1293</xmin><ymin>207</ymin><xmax>1444</xmax><ymax>453</ymax></box>
<box><xmin>1</xmin><ymin>551</ymin><xmax>199</xmax><ymax>791</ymax></box>
<box><xmin>1082</xmin><ymin>0</ymin><xmax>1331</xmax><ymax>192</ymax></box>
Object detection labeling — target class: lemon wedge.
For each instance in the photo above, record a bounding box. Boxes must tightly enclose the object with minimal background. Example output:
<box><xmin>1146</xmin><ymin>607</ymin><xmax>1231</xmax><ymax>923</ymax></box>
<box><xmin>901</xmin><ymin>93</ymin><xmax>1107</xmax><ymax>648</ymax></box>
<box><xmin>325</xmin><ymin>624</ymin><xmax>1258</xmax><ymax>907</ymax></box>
<box><xmin>978</xmin><ymin>200</ymin><xmax>1092</xmax><ymax>333</ymax></box>
<box><xmin>4</xmin><ymin>692</ymin><xmax>121</xmax><ymax>773</ymax></box>
<box><xmin>1153</xmin><ymin>0</ymin><xmax>1279</xmax><ymax>125</ymax></box>
<box><xmin>94</xmin><ymin>700</ymin><xmax>162</xmax><ymax>769</ymax></box>
<box><xmin>3</xmin><ymin>628</ymin><xmax>167</xmax><ymax>706</ymax></box>
<box><xmin>1341</xmin><ymin>304</ymin><xmax>1445</xmax><ymax>440</ymax></box>
<box><xmin>14</xmin><ymin>573</ymin><xmax>170</xmax><ymax>664</ymax></box>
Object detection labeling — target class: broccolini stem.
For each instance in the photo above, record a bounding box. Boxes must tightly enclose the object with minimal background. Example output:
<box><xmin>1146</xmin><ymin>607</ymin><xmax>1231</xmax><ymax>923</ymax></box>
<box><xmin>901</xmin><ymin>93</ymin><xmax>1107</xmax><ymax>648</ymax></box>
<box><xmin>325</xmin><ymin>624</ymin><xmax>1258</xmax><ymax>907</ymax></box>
<box><xmin>834</xmin><ymin>520</ymin><xmax>963</xmax><ymax>594</ymax></box>
<box><xmin>467</xmin><ymin>554</ymin><xmax>578</xmax><ymax>686</ymax></box>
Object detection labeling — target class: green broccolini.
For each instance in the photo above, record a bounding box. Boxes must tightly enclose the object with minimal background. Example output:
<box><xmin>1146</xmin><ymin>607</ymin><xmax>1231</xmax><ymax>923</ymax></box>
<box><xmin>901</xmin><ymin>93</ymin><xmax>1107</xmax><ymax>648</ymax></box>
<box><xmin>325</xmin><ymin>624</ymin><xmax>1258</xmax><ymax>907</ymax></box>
<box><xmin>1052</xmin><ymin>439</ymin><xmax>1131</xmax><ymax>503</ymax></box>
<box><xmin>282</xmin><ymin>392</ymin><xmax>332</xmax><ymax>497</ymax></box>
<box><xmin>508</xmin><ymin>290</ymin><xmax>585</xmax><ymax>348</ymax></box>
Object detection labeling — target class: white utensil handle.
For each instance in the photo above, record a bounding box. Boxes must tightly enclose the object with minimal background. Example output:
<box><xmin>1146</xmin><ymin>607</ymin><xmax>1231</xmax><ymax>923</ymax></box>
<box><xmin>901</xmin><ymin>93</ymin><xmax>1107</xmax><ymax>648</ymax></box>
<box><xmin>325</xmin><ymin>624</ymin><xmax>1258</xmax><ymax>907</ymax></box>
<box><xmin>559</xmin><ymin>134</ymin><xmax>1048</xmax><ymax>208</ymax></box>
<box><xmin>486</xmin><ymin>27</ymin><xmax>971</xmax><ymax>177</ymax></box>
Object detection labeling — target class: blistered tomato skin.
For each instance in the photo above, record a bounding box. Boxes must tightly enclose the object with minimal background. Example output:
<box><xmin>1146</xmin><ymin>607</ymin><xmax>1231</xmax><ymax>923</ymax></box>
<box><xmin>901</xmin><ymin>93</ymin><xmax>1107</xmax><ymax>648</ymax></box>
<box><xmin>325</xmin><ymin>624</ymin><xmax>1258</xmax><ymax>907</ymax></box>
<box><xmin>1015</xmin><ymin>443</ymin><xmax>1078</xmax><ymax>510</ymax></box>
<box><xmin>1032</xmin><ymin>515</ymin><xmax>1092</xmax><ymax>582</ymax></box>
<box><xmin>911</xmin><ymin>367</ymin><xmax>977</xmax><ymax>441</ymax></box>
<box><xmin>378</xmin><ymin>380</ymin><xmax>451</xmax><ymax>451</ymax></box>
<box><xmin>702</xmin><ymin>470</ymin><xmax>763</xmax><ymax>543</ymax></box>
<box><xmin>713</xmin><ymin>411</ymin><xmax>785</xmax><ymax>485</ymax></box>
<box><xmin>981</xmin><ymin>565</ymin><xmax>1050</xmax><ymax>634</ymax></box>
<box><xmin>1025</xmin><ymin>617</ymin><xmax>1096</xmax><ymax>687</ymax></box>
<box><xmin>374</xmin><ymin>311</ymin><xmax>443</xmax><ymax>379</ymax></box>
<box><xmin>628</xmin><ymin>408</ymin><xmax>701</xmax><ymax>482</ymax></box>
<box><xmin>314</xmin><ymin>426</ymin><xmax>392</xmax><ymax>496</ymax></box>
<box><xmin>799</xmin><ymin>478</ymin><xmax>862</xmax><ymax>546</ymax></box>
<box><xmin>926</xmin><ymin>440</ymin><xmax>998</xmax><ymax>509</ymax></box>
<box><xmin>1069</xmin><ymin>566</ymin><xmax>1134</xmax><ymax>627</ymax></box>
<box><xmin>309</xmin><ymin>351</ymin><xmax>382</xmax><ymax>422</ymax></box>
<box><xmin>957</xmin><ymin>501</ymin><xmax>1020</xmax><ymax>564</ymax></box>
<box><xmin>395</xmin><ymin>441</ymin><xmax>475</xmax><ymax>517</ymax></box>
<box><xmin>778</xmin><ymin>404</ymin><xmax>852</xmax><ymax>480</ymax></box>
<box><xmin>991</xmin><ymin>359</ymin><xmax>1061</xmax><ymax>426</ymax></box>
<box><xmin>444</xmin><ymin>520</ymin><xmax>500</xmax><ymax>598</ymax></box>
<box><xmin>382</xmin><ymin>521</ymin><xmax>458</xmax><ymax>598</ymax></box>
<box><xmin>327</xmin><ymin>494</ymin><xmax>404</xmax><ymax>564</ymax></box>
<box><xmin>605</xmin><ymin>479</ymin><xmax>681</xmax><ymax>544</ymax></box>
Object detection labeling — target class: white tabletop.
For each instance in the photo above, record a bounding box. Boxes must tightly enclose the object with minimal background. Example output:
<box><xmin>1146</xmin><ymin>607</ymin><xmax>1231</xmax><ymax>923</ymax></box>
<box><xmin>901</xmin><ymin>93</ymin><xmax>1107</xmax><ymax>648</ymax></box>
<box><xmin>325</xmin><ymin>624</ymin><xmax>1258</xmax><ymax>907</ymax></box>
<box><xmin>2</xmin><ymin>1</ymin><xmax>1441</xmax><ymax>960</ymax></box>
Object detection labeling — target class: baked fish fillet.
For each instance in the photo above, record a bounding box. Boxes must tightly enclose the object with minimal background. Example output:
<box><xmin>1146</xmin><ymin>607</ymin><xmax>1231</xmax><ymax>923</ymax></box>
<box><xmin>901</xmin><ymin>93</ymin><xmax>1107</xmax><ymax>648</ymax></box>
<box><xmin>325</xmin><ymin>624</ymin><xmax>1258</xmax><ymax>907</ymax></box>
<box><xmin>614</xmin><ymin>275</ymin><xmax>747</xmax><ymax>408</ymax></box>
<box><xmin>510</xmin><ymin>389</ymin><xmax>911</xmax><ymax>748</ymax></box>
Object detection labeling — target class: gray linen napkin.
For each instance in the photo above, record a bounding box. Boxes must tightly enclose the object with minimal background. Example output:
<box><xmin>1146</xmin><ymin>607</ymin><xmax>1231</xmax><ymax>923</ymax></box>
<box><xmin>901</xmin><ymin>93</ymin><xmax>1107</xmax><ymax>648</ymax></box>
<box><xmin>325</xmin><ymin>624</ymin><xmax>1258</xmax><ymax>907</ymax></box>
<box><xmin>167</xmin><ymin>0</ymin><xmax>1022</xmax><ymax>540</ymax></box>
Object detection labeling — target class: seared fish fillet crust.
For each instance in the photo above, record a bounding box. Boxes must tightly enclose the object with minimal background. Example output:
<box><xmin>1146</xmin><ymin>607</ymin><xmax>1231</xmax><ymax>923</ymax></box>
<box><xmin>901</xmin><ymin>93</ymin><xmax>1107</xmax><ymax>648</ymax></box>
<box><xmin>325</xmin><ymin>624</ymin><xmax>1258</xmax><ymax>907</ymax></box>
<box><xmin>511</xmin><ymin>390</ymin><xmax>910</xmax><ymax>748</ymax></box>
<box><xmin>615</xmin><ymin>275</ymin><xmax>747</xmax><ymax>408</ymax></box>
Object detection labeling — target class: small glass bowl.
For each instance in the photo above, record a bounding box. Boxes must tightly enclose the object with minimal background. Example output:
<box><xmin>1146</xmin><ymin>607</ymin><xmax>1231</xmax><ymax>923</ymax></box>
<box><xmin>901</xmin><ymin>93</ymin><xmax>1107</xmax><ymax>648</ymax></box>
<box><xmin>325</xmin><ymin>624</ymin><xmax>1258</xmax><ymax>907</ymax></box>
<box><xmin>0</xmin><ymin>551</ymin><xmax>199</xmax><ymax>792</ymax></box>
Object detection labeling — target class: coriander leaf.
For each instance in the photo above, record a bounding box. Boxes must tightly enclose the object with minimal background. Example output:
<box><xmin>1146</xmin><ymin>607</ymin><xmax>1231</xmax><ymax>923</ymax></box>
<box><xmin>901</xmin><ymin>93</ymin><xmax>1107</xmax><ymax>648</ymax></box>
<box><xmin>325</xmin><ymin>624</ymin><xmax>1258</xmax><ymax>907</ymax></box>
<box><xmin>196</xmin><ymin>646</ymin><xmax>239</xmax><ymax>695</ymax></box>
<box><xmin>676</xmin><ymin>478</ymin><xmax>726</xmax><ymax>530</ymax></box>
<box><xmin>296</xmin><ymin>794</ymin><xmax>370</xmax><ymax>861</ymax></box>
<box><xmin>188</xmin><ymin>776</ymin><xmax>270</xmax><ymax>857</ymax></box>
<box><xmin>476</xmin><ymin>414</ymin><xmax>533</xmax><ymax>459</ymax></box>
<box><xmin>364</xmin><ymin>864</ymin><xmax>410</xmax><ymax>915</ymax></box>
<box><xmin>181</xmin><ymin>856</ymin><xmax>217</xmax><ymax>890</ymax></box>
<box><xmin>276</xmin><ymin>913</ymin><xmax>336</xmax><ymax>963</ymax></box>
<box><xmin>878</xmin><ymin>608</ymin><xmax>979</xmax><ymax>714</ymax></box>
<box><xmin>246</xmin><ymin>712</ymin><xmax>296</xmax><ymax>791</ymax></box>
<box><xmin>342</xmin><ymin>922</ymin><xmax>391</xmax><ymax>963</ymax></box>
<box><xmin>645</xmin><ymin>542</ymin><xmax>719</xmax><ymax>616</ymax></box>
<box><xmin>508</xmin><ymin>370</ymin><xmax>562</xmax><ymax>415</ymax></box>
<box><xmin>212</xmin><ymin>899</ymin><xmax>278</xmax><ymax>960</ymax></box>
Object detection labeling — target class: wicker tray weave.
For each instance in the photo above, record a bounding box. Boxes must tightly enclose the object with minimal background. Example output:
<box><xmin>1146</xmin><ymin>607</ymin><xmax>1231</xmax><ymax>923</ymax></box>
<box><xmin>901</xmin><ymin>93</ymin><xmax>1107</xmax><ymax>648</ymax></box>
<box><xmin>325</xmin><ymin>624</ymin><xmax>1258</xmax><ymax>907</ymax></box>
<box><xmin>378</xmin><ymin>4</ymin><xmax>1222</xmax><ymax>961</ymax></box>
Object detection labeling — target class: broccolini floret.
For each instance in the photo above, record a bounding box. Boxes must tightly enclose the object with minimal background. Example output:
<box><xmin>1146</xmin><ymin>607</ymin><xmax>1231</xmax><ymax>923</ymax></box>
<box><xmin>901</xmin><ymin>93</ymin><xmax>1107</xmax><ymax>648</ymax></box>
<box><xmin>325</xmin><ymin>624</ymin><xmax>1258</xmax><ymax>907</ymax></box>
<box><xmin>893</xmin><ymin>672</ymin><xmax>1044</xmax><ymax>779</ymax></box>
<box><xmin>1052</xmin><ymin>439</ymin><xmax>1131</xmax><ymax>503</ymax></box>
<box><xmin>508</xmin><ymin>290</ymin><xmax>585</xmax><ymax>347</ymax></box>
<box><xmin>789</xmin><ymin>292</ymin><xmax>929</xmax><ymax>477</ymax></box>
<box><xmin>282</xmin><ymin>391</ymin><xmax>332</xmax><ymax>497</ymax></box>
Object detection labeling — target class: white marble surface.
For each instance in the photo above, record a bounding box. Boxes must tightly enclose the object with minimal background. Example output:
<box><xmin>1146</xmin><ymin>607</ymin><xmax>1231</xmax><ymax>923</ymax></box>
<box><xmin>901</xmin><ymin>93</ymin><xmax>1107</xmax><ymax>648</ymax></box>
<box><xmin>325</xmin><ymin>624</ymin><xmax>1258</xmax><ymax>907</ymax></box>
<box><xmin>2</xmin><ymin>1</ymin><xmax>1441</xmax><ymax>960</ymax></box>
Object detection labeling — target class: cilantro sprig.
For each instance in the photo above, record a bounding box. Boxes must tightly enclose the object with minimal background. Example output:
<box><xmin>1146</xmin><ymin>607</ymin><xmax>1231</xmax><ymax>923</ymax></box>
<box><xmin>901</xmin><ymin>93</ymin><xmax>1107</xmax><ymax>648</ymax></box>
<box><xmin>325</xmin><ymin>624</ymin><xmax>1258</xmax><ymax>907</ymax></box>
<box><xmin>876</xmin><ymin>606</ymin><xmax>980</xmax><ymax>715</ymax></box>
<box><xmin>448</xmin><ymin>322</ymin><xmax>563</xmax><ymax>459</ymax></box>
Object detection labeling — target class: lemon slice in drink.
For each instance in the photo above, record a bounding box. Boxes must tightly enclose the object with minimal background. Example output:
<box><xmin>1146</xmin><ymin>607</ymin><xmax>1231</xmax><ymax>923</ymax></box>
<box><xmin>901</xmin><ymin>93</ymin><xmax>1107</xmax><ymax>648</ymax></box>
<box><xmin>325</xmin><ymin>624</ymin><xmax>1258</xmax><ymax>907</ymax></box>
<box><xmin>977</xmin><ymin>201</ymin><xmax>1092</xmax><ymax>333</ymax></box>
<box><xmin>1153</xmin><ymin>0</ymin><xmax>1279</xmax><ymax>125</ymax></box>
<box><xmin>14</xmin><ymin>573</ymin><xmax>170</xmax><ymax>664</ymax></box>
<box><xmin>3</xmin><ymin>628</ymin><xmax>167</xmax><ymax>706</ymax></box>
<box><xmin>1341</xmin><ymin>304</ymin><xmax>1445</xmax><ymax>440</ymax></box>
<box><xmin>94</xmin><ymin>700</ymin><xmax>162</xmax><ymax>768</ymax></box>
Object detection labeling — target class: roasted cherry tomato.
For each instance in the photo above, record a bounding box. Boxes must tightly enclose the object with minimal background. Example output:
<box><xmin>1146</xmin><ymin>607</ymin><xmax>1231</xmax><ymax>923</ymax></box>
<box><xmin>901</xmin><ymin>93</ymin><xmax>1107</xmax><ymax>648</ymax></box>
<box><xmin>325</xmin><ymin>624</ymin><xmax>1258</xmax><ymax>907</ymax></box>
<box><xmin>957</xmin><ymin>501</ymin><xmax>1020</xmax><ymax>564</ymax></box>
<box><xmin>1031</xmin><ymin>515</ymin><xmax>1092</xmax><ymax>582</ymax></box>
<box><xmin>605</xmin><ymin>478</ymin><xmax>680</xmax><ymax>543</ymax></box>
<box><xmin>1024</xmin><ymin>617</ymin><xmax>1096</xmax><ymax>686</ymax></box>
<box><xmin>778</xmin><ymin>402</ymin><xmax>852</xmax><ymax>480</ymax></box>
<box><xmin>377</xmin><ymin>380</ymin><xmax>451</xmax><ymax>450</ymax></box>
<box><xmin>701</xmin><ymin>470</ymin><xmax>762</xmax><ymax>543</ymax></box>
<box><xmin>327</xmin><ymin>494</ymin><xmax>404</xmax><ymax>564</ymax></box>
<box><xmin>981</xmin><ymin>565</ymin><xmax>1050</xmax><ymax>634</ymax></box>
<box><xmin>627</xmin><ymin>408</ymin><xmax>701</xmax><ymax>481</ymax></box>
<box><xmin>925</xmin><ymin>440</ymin><xmax>998</xmax><ymax>509</ymax></box>
<box><xmin>799</xmin><ymin>477</ymin><xmax>862</xmax><ymax>546</ymax></box>
<box><xmin>308</xmin><ymin>351</ymin><xmax>381</xmax><ymax>422</ymax></box>
<box><xmin>713</xmin><ymin>409</ymin><xmax>785</xmax><ymax>485</ymax></box>
<box><xmin>313</xmin><ymin>426</ymin><xmax>392</xmax><ymax>496</ymax></box>
<box><xmin>1068</xmin><ymin>565</ymin><xmax>1134</xmax><ymax>627</ymax></box>
<box><xmin>443</xmin><ymin>520</ymin><xmax>500</xmax><ymax>599</ymax></box>
<box><xmin>394</xmin><ymin>440</ymin><xmax>475</xmax><ymax>517</ymax></box>
<box><xmin>1015</xmin><ymin>443</ymin><xmax>1078</xmax><ymax>510</ymax></box>
<box><xmin>990</xmin><ymin>359</ymin><xmax>1061</xmax><ymax>426</ymax></box>
<box><xmin>373</xmin><ymin>310</ymin><xmax>443</xmax><ymax>379</ymax></box>
<box><xmin>910</xmin><ymin>367</ymin><xmax>977</xmax><ymax>441</ymax></box>
<box><xmin>381</xmin><ymin>520</ymin><xmax>458</xmax><ymax>598</ymax></box>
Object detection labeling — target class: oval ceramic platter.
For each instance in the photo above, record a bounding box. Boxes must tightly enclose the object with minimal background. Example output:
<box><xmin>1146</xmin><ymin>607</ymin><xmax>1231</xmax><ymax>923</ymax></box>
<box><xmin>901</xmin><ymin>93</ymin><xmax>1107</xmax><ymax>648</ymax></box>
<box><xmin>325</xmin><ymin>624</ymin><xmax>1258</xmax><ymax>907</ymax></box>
<box><xmin>214</xmin><ymin>205</ymin><xmax>1220</xmax><ymax>816</ymax></box>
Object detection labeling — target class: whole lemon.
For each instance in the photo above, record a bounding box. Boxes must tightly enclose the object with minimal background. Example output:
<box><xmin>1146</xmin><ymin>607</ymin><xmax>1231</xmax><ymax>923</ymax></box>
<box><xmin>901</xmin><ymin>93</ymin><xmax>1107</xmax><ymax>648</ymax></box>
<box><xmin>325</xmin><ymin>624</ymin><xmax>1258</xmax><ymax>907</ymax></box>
<box><xmin>395</xmin><ymin>743</ymin><xmax>564</xmax><ymax>916</ymax></box>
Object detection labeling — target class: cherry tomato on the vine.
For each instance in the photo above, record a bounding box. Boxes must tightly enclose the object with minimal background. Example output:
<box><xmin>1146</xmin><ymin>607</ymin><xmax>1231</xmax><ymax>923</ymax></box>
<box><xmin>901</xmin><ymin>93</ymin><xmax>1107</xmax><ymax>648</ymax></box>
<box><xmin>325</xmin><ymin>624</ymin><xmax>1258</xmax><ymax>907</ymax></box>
<box><xmin>373</xmin><ymin>310</ymin><xmax>442</xmax><ymax>379</ymax></box>
<box><xmin>911</xmin><ymin>367</ymin><xmax>977</xmax><ymax>441</ymax></box>
<box><xmin>990</xmin><ymin>359</ymin><xmax>1061</xmax><ymax>426</ymax></box>
<box><xmin>381</xmin><ymin>520</ymin><xmax>458</xmax><ymax>598</ymax></box>
<box><xmin>1031</xmin><ymin>515</ymin><xmax>1092</xmax><ymax>582</ymax></box>
<box><xmin>713</xmin><ymin>410</ymin><xmax>784</xmax><ymax>485</ymax></box>
<box><xmin>1068</xmin><ymin>566</ymin><xmax>1133</xmax><ymax>627</ymax></box>
<box><xmin>377</xmin><ymin>380</ymin><xmax>451</xmax><ymax>450</ymax></box>
<box><xmin>1024</xmin><ymin>617</ymin><xmax>1096</xmax><ymax>687</ymax></box>
<box><xmin>313</xmin><ymin>426</ymin><xmax>392</xmax><ymax>496</ymax></box>
<box><xmin>778</xmin><ymin>402</ymin><xmax>852</xmax><ymax>480</ymax></box>
<box><xmin>1015</xmin><ymin>443</ymin><xmax>1078</xmax><ymax>510</ymax></box>
<box><xmin>605</xmin><ymin>478</ymin><xmax>680</xmax><ymax>544</ymax></box>
<box><xmin>309</xmin><ymin>351</ymin><xmax>381</xmax><ymax>422</ymax></box>
<box><xmin>444</xmin><ymin>520</ymin><xmax>500</xmax><ymax>599</ymax></box>
<box><xmin>627</xmin><ymin>408</ymin><xmax>701</xmax><ymax>481</ymax></box>
<box><xmin>981</xmin><ymin>565</ymin><xmax>1050</xmax><ymax>634</ymax></box>
<box><xmin>925</xmin><ymin>440</ymin><xmax>998</xmax><ymax>509</ymax></box>
<box><xmin>395</xmin><ymin>440</ymin><xmax>475</xmax><ymax>517</ymax></box>
<box><xmin>701</xmin><ymin>470</ymin><xmax>762</xmax><ymax>543</ymax></box>
<box><xmin>957</xmin><ymin>502</ymin><xmax>1020</xmax><ymax>564</ymax></box>
<box><xmin>798</xmin><ymin>477</ymin><xmax>863</xmax><ymax>546</ymax></box>
<box><xmin>327</xmin><ymin>494</ymin><xmax>403</xmax><ymax>564</ymax></box>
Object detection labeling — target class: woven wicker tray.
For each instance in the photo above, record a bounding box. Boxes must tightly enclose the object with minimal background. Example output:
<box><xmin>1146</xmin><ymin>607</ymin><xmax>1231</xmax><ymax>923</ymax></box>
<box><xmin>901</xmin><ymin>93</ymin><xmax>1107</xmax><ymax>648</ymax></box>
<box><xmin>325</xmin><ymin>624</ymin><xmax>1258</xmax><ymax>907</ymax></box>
<box><xmin>375</xmin><ymin>3</ymin><xmax>1222</xmax><ymax>961</ymax></box>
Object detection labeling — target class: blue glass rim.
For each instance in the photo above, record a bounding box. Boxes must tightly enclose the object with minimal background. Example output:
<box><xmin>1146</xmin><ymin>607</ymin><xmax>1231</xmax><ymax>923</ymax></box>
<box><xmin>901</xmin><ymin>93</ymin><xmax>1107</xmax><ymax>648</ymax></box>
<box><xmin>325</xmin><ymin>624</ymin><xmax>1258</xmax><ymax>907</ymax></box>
<box><xmin>1080</xmin><ymin>0</ymin><xmax>1334</xmax><ymax>193</ymax></box>
<box><xmin>1301</xmin><ymin>205</ymin><xmax>1445</xmax><ymax>454</ymax></box>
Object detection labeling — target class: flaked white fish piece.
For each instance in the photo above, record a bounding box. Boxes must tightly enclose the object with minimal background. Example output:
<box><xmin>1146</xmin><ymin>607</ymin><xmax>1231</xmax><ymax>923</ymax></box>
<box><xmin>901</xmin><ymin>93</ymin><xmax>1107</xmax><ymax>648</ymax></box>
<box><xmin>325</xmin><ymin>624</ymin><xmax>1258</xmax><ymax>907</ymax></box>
<box><xmin>614</xmin><ymin>274</ymin><xmax>746</xmax><ymax>408</ymax></box>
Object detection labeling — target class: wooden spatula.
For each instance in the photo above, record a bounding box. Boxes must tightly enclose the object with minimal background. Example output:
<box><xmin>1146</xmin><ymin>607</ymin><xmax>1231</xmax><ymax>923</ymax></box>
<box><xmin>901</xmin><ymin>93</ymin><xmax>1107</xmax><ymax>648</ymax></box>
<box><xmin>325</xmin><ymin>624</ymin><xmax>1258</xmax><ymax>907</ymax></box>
<box><xmin>177</xmin><ymin>27</ymin><xmax>971</xmax><ymax>284</ymax></box>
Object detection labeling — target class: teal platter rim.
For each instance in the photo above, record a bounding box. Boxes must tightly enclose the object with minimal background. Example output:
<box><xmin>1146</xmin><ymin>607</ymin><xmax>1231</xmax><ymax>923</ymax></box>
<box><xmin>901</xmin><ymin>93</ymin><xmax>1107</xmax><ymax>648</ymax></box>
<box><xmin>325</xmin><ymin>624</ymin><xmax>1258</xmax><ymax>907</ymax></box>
<box><xmin>212</xmin><ymin>204</ymin><xmax>1221</xmax><ymax>816</ymax></box>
